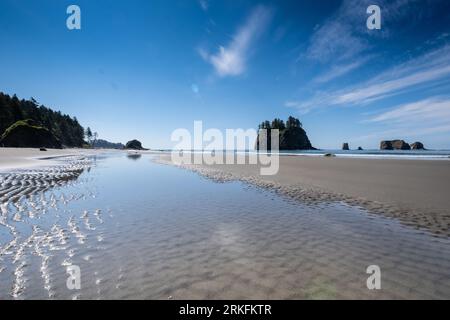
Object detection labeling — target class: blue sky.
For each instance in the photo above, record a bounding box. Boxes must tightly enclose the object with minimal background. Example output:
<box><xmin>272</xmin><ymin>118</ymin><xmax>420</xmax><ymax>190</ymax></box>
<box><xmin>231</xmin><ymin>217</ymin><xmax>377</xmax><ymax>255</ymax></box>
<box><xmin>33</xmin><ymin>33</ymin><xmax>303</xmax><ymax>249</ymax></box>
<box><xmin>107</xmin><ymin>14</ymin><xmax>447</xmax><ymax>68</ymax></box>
<box><xmin>1</xmin><ymin>0</ymin><xmax>449</xmax><ymax>149</ymax></box>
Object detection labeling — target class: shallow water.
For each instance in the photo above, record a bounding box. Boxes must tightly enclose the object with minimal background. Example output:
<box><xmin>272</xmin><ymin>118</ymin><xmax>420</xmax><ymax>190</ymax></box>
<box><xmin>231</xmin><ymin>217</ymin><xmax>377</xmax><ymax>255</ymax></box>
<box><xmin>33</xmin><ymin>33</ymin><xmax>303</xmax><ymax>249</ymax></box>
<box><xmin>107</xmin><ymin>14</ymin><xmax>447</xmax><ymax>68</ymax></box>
<box><xmin>0</xmin><ymin>153</ymin><xmax>449</xmax><ymax>299</ymax></box>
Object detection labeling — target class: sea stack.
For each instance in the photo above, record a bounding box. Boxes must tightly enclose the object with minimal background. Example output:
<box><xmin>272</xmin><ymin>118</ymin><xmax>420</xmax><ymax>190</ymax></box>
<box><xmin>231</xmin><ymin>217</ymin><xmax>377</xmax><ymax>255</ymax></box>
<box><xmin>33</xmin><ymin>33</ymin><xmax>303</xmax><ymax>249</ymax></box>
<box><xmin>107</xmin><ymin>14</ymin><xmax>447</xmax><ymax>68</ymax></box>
<box><xmin>125</xmin><ymin>139</ymin><xmax>145</xmax><ymax>150</ymax></box>
<box><xmin>410</xmin><ymin>142</ymin><xmax>425</xmax><ymax>150</ymax></box>
<box><xmin>380</xmin><ymin>140</ymin><xmax>411</xmax><ymax>150</ymax></box>
<box><xmin>342</xmin><ymin>143</ymin><xmax>349</xmax><ymax>150</ymax></box>
<box><xmin>256</xmin><ymin>116</ymin><xmax>315</xmax><ymax>151</ymax></box>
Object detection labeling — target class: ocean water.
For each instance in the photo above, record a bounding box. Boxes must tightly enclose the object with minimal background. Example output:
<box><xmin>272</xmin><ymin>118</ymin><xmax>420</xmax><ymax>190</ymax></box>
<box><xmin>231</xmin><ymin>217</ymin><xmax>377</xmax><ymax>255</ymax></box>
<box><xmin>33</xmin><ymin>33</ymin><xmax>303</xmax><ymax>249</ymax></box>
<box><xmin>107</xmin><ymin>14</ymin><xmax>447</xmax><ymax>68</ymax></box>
<box><xmin>0</xmin><ymin>153</ymin><xmax>449</xmax><ymax>299</ymax></box>
<box><xmin>156</xmin><ymin>149</ymin><xmax>450</xmax><ymax>160</ymax></box>
<box><xmin>273</xmin><ymin>149</ymin><xmax>450</xmax><ymax>159</ymax></box>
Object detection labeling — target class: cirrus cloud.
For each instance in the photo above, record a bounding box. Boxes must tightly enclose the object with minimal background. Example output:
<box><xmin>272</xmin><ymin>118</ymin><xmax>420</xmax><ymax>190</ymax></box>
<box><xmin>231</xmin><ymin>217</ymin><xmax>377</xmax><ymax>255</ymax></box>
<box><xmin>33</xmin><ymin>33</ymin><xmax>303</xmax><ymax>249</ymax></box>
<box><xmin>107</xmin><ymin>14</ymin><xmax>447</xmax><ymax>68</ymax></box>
<box><xmin>199</xmin><ymin>5</ymin><xmax>273</xmax><ymax>77</ymax></box>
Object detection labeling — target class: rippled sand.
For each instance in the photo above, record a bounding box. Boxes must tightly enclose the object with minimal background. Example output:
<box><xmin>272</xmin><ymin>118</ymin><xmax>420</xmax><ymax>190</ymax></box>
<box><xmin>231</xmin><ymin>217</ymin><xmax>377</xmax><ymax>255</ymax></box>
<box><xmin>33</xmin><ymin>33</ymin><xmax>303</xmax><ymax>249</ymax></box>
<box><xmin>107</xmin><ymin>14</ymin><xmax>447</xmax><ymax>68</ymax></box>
<box><xmin>0</xmin><ymin>154</ymin><xmax>449</xmax><ymax>299</ymax></box>
<box><xmin>0</xmin><ymin>156</ymin><xmax>97</xmax><ymax>298</ymax></box>
<box><xmin>156</xmin><ymin>154</ymin><xmax>450</xmax><ymax>237</ymax></box>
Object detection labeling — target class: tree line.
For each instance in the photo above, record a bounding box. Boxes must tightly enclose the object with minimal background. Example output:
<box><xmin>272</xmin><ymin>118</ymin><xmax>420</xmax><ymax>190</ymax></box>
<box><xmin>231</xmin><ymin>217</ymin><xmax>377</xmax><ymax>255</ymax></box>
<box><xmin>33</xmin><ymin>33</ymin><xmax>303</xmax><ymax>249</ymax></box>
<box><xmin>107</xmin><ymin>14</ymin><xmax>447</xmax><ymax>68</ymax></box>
<box><xmin>258</xmin><ymin>116</ymin><xmax>302</xmax><ymax>130</ymax></box>
<box><xmin>0</xmin><ymin>92</ymin><xmax>85</xmax><ymax>147</ymax></box>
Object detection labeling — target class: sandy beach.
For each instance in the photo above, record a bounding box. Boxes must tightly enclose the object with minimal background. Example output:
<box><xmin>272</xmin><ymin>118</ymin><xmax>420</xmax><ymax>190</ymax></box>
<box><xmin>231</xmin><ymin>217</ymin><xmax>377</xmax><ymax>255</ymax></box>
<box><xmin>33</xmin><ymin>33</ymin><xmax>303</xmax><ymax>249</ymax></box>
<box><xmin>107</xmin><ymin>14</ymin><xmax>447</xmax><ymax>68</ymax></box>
<box><xmin>1</xmin><ymin>150</ymin><xmax>449</xmax><ymax>299</ymax></box>
<box><xmin>158</xmin><ymin>153</ymin><xmax>450</xmax><ymax>236</ymax></box>
<box><xmin>2</xmin><ymin>148</ymin><xmax>449</xmax><ymax>236</ymax></box>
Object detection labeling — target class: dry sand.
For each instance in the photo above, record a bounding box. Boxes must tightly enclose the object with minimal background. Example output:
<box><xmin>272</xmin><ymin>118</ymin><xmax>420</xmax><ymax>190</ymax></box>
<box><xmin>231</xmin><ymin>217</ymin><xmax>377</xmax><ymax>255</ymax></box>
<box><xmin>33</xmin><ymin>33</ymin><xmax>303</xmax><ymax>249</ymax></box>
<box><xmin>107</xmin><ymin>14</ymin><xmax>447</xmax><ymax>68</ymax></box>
<box><xmin>158</xmin><ymin>153</ymin><xmax>450</xmax><ymax>236</ymax></box>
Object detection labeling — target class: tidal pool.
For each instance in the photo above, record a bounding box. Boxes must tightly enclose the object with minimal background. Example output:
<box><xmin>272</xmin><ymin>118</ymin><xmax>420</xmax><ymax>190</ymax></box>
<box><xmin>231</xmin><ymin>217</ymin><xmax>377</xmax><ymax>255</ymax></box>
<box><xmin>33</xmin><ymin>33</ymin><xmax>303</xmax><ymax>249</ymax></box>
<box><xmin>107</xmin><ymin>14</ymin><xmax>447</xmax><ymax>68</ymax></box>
<box><xmin>0</xmin><ymin>153</ymin><xmax>449</xmax><ymax>299</ymax></box>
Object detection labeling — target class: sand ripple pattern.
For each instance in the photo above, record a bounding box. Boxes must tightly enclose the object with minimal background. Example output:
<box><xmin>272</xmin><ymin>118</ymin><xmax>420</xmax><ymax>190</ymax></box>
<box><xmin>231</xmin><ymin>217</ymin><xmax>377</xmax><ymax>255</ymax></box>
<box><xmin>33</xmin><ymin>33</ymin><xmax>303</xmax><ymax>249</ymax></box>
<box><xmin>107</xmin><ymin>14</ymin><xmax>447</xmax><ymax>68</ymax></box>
<box><xmin>157</xmin><ymin>158</ymin><xmax>450</xmax><ymax>237</ymax></box>
<box><xmin>0</xmin><ymin>156</ymin><xmax>104</xmax><ymax>299</ymax></box>
<box><xmin>1</xmin><ymin>154</ymin><xmax>449</xmax><ymax>299</ymax></box>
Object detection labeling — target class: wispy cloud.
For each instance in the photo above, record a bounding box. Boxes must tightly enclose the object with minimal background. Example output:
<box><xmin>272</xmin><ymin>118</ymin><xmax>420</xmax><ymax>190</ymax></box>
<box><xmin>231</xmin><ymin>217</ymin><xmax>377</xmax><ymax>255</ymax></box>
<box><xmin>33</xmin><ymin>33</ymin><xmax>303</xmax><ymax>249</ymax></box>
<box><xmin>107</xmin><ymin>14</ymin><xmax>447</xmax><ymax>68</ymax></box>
<box><xmin>337</xmin><ymin>45</ymin><xmax>450</xmax><ymax>105</ymax></box>
<box><xmin>198</xmin><ymin>0</ymin><xmax>208</xmax><ymax>11</ymax></box>
<box><xmin>348</xmin><ymin>97</ymin><xmax>450</xmax><ymax>147</ymax></box>
<box><xmin>337</xmin><ymin>65</ymin><xmax>450</xmax><ymax>105</ymax></box>
<box><xmin>313</xmin><ymin>57</ymin><xmax>371</xmax><ymax>84</ymax></box>
<box><xmin>305</xmin><ymin>17</ymin><xmax>367</xmax><ymax>63</ymax></box>
<box><xmin>200</xmin><ymin>5</ymin><xmax>272</xmax><ymax>77</ymax></box>
<box><xmin>287</xmin><ymin>44</ymin><xmax>450</xmax><ymax>112</ymax></box>
<box><xmin>303</xmin><ymin>0</ymin><xmax>369</xmax><ymax>63</ymax></box>
<box><xmin>300</xmin><ymin>0</ymin><xmax>424</xmax><ymax>85</ymax></box>
<box><xmin>304</xmin><ymin>0</ymin><xmax>420</xmax><ymax>64</ymax></box>
<box><xmin>350</xmin><ymin>97</ymin><xmax>450</xmax><ymax>145</ymax></box>
<box><xmin>369</xmin><ymin>97</ymin><xmax>450</xmax><ymax>124</ymax></box>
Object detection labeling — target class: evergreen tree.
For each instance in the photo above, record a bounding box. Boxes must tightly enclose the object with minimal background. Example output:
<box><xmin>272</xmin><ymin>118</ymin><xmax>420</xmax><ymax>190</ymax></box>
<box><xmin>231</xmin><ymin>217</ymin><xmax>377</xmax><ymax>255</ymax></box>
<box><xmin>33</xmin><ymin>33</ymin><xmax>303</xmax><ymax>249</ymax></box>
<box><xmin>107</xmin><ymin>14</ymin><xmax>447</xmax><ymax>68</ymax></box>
<box><xmin>271</xmin><ymin>118</ymin><xmax>286</xmax><ymax>130</ymax></box>
<box><xmin>0</xmin><ymin>92</ymin><xmax>86</xmax><ymax>147</ymax></box>
<box><xmin>286</xmin><ymin>116</ymin><xmax>302</xmax><ymax>129</ymax></box>
<box><xmin>85</xmin><ymin>127</ymin><xmax>93</xmax><ymax>145</ymax></box>
<box><xmin>10</xmin><ymin>95</ymin><xmax>23</xmax><ymax>122</ymax></box>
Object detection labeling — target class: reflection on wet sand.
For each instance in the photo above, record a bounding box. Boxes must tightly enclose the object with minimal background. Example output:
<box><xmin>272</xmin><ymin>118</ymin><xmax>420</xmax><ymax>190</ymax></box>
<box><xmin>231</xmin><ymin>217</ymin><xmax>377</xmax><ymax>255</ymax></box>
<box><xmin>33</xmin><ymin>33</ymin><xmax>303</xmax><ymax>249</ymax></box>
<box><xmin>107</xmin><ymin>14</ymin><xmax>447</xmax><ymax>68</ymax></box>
<box><xmin>127</xmin><ymin>153</ymin><xmax>142</xmax><ymax>161</ymax></box>
<box><xmin>0</xmin><ymin>154</ymin><xmax>449</xmax><ymax>299</ymax></box>
<box><xmin>0</xmin><ymin>156</ymin><xmax>95</xmax><ymax>299</ymax></box>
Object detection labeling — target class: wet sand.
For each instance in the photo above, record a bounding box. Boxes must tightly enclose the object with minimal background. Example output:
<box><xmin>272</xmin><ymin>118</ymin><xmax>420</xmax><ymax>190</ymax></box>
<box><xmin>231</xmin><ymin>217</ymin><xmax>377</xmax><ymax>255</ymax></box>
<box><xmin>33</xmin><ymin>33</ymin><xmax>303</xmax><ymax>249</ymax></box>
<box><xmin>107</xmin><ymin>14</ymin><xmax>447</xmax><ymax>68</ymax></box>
<box><xmin>0</xmin><ymin>147</ymin><xmax>126</xmax><ymax>173</ymax></box>
<box><xmin>158</xmin><ymin>153</ymin><xmax>450</xmax><ymax>236</ymax></box>
<box><xmin>1</xmin><ymin>153</ymin><xmax>449</xmax><ymax>299</ymax></box>
<box><xmin>0</xmin><ymin>148</ymin><xmax>93</xmax><ymax>172</ymax></box>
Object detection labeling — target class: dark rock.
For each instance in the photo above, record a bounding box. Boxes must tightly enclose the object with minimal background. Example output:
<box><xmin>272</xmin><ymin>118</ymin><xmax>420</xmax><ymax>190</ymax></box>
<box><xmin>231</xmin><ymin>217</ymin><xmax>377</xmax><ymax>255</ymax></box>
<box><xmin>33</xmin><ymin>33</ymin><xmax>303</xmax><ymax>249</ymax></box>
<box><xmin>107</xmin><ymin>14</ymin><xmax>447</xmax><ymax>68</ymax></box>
<box><xmin>392</xmin><ymin>140</ymin><xmax>411</xmax><ymax>150</ymax></box>
<box><xmin>280</xmin><ymin>127</ymin><xmax>315</xmax><ymax>150</ymax></box>
<box><xmin>410</xmin><ymin>142</ymin><xmax>425</xmax><ymax>150</ymax></box>
<box><xmin>256</xmin><ymin>127</ymin><xmax>315</xmax><ymax>150</ymax></box>
<box><xmin>380</xmin><ymin>140</ymin><xmax>393</xmax><ymax>150</ymax></box>
<box><xmin>324</xmin><ymin>153</ymin><xmax>336</xmax><ymax>157</ymax></box>
<box><xmin>380</xmin><ymin>140</ymin><xmax>410</xmax><ymax>150</ymax></box>
<box><xmin>357</xmin><ymin>146</ymin><xmax>363</xmax><ymax>150</ymax></box>
<box><xmin>40</xmin><ymin>148</ymin><xmax>47</xmax><ymax>151</ymax></box>
<box><xmin>0</xmin><ymin>119</ymin><xmax>62</xmax><ymax>149</ymax></box>
<box><xmin>125</xmin><ymin>139</ymin><xmax>145</xmax><ymax>150</ymax></box>
<box><xmin>342</xmin><ymin>143</ymin><xmax>349</xmax><ymax>150</ymax></box>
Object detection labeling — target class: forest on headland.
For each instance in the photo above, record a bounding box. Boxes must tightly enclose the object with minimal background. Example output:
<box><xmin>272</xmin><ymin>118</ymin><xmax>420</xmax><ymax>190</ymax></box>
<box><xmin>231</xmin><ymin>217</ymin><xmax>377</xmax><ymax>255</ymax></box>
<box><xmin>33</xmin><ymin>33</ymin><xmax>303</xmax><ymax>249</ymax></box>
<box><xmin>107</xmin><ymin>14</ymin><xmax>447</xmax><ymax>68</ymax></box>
<box><xmin>0</xmin><ymin>92</ymin><xmax>85</xmax><ymax>147</ymax></box>
<box><xmin>0</xmin><ymin>92</ymin><xmax>143</xmax><ymax>150</ymax></box>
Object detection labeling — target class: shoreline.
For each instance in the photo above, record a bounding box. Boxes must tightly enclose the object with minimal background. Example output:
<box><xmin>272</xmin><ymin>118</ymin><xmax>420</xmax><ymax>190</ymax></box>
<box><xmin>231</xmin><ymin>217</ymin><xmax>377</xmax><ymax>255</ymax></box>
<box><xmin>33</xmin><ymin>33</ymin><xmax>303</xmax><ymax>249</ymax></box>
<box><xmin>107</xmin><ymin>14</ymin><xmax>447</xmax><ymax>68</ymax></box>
<box><xmin>1</xmin><ymin>148</ymin><xmax>449</xmax><ymax>237</ymax></box>
<box><xmin>2</xmin><ymin>150</ymin><xmax>449</xmax><ymax>299</ymax></box>
<box><xmin>157</xmin><ymin>153</ymin><xmax>450</xmax><ymax>237</ymax></box>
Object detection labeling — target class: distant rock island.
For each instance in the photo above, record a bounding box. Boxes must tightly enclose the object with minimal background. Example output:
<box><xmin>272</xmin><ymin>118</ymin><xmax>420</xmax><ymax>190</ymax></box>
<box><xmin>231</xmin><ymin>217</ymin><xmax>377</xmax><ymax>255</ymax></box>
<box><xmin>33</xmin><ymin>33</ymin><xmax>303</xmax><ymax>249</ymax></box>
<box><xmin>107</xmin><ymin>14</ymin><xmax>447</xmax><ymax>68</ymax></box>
<box><xmin>256</xmin><ymin>116</ymin><xmax>315</xmax><ymax>150</ymax></box>
<box><xmin>380</xmin><ymin>140</ymin><xmax>426</xmax><ymax>150</ymax></box>
<box><xmin>125</xmin><ymin>139</ymin><xmax>147</xmax><ymax>150</ymax></box>
<box><xmin>410</xmin><ymin>142</ymin><xmax>425</xmax><ymax>150</ymax></box>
